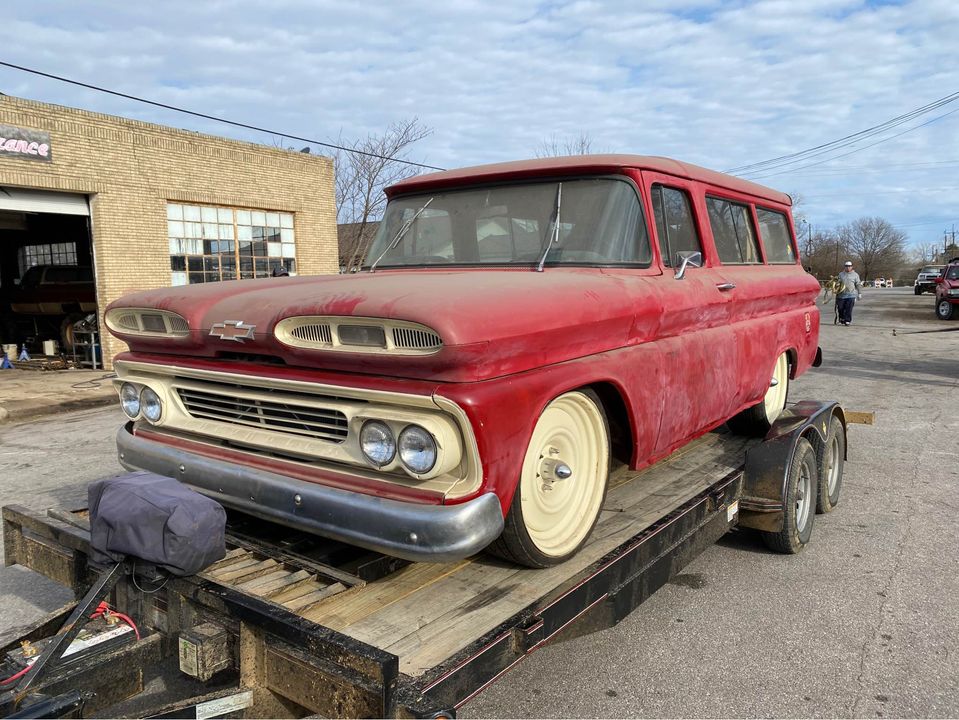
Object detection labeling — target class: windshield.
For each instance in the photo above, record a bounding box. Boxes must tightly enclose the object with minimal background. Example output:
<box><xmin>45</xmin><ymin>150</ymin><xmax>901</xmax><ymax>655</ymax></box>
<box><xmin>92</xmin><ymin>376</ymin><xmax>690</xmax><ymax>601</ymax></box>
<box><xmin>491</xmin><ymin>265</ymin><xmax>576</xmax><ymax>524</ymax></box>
<box><xmin>364</xmin><ymin>178</ymin><xmax>651</xmax><ymax>269</ymax></box>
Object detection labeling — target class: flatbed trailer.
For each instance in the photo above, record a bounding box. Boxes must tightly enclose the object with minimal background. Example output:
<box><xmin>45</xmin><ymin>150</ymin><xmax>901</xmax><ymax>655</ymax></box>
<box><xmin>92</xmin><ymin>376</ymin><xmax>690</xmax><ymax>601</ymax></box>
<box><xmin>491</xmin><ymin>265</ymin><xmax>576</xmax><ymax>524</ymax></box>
<box><xmin>0</xmin><ymin>400</ymin><xmax>846</xmax><ymax>718</ymax></box>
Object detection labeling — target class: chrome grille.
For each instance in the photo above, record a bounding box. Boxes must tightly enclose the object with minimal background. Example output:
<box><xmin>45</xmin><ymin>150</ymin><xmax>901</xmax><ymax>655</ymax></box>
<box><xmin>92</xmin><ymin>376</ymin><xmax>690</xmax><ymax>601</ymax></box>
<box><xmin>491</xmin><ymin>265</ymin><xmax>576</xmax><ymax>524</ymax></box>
<box><xmin>168</xmin><ymin>315</ymin><xmax>190</xmax><ymax>334</ymax></box>
<box><xmin>176</xmin><ymin>387</ymin><xmax>348</xmax><ymax>443</ymax></box>
<box><xmin>392</xmin><ymin>326</ymin><xmax>442</xmax><ymax>350</ymax></box>
<box><xmin>115</xmin><ymin>313</ymin><xmax>139</xmax><ymax>331</ymax></box>
<box><xmin>290</xmin><ymin>323</ymin><xmax>333</xmax><ymax>345</ymax></box>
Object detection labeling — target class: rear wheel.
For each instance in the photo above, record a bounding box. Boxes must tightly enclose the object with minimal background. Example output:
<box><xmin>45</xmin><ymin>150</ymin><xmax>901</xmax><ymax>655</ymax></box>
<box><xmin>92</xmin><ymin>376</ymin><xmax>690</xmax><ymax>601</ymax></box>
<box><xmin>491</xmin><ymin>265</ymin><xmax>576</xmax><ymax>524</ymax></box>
<box><xmin>761</xmin><ymin>438</ymin><xmax>817</xmax><ymax>553</ymax></box>
<box><xmin>936</xmin><ymin>299</ymin><xmax>956</xmax><ymax>320</ymax></box>
<box><xmin>816</xmin><ymin>415</ymin><xmax>845</xmax><ymax>513</ymax></box>
<box><xmin>727</xmin><ymin>352</ymin><xmax>789</xmax><ymax>437</ymax></box>
<box><xmin>489</xmin><ymin>389</ymin><xmax>610</xmax><ymax>568</ymax></box>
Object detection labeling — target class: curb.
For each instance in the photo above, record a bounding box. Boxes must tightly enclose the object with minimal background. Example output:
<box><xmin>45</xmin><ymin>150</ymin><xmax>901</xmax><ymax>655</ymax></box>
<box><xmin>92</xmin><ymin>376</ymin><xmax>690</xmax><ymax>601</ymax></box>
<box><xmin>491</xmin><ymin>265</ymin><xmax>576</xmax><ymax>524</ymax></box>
<box><xmin>0</xmin><ymin>394</ymin><xmax>118</xmax><ymax>425</ymax></box>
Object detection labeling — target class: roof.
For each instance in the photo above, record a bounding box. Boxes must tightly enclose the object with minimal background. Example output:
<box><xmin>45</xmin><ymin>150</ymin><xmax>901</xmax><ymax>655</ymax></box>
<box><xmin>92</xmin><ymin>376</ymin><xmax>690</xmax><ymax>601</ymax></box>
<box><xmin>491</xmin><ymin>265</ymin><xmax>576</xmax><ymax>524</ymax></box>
<box><xmin>387</xmin><ymin>154</ymin><xmax>792</xmax><ymax>206</ymax></box>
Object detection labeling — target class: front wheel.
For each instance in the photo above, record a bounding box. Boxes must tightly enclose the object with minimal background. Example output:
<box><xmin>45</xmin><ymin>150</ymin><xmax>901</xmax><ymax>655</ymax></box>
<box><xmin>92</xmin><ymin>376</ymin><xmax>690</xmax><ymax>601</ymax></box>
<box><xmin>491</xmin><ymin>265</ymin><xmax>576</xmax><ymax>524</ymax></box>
<box><xmin>488</xmin><ymin>389</ymin><xmax>610</xmax><ymax>568</ymax></box>
<box><xmin>936</xmin><ymin>299</ymin><xmax>956</xmax><ymax>320</ymax></box>
<box><xmin>914</xmin><ymin>286</ymin><xmax>922</xmax><ymax>295</ymax></box>
<box><xmin>761</xmin><ymin>437</ymin><xmax>818</xmax><ymax>553</ymax></box>
<box><xmin>727</xmin><ymin>352</ymin><xmax>790</xmax><ymax>437</ymax></box>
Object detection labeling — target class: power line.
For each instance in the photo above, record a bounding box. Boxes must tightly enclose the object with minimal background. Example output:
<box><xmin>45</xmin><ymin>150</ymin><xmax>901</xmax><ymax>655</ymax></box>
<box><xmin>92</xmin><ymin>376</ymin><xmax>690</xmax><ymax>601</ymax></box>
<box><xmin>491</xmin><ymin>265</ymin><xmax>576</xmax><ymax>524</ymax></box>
<box><xmin>744</xmin><ymin>106</ymin><xmax>959</xmax><ymax>180</ymax></box>
<box><xmin>0</xmin><ymin>60</ymin><xmax>446</xmax><ymax>172</ymax></box>
<box><xmin>725</xmin><ymin>90</ymin><xmax>959</xmax><ymax>175</ymax></box>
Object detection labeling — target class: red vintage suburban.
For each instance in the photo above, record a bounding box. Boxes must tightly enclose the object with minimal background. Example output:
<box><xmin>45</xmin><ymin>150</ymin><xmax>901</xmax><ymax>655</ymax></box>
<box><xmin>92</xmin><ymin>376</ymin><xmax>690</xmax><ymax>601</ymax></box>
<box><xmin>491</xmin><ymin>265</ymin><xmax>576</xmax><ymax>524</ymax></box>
<box><xmin>106</xmin><ymin>155</ymin><xmax>821</xmax><ymax>568</ymax></box>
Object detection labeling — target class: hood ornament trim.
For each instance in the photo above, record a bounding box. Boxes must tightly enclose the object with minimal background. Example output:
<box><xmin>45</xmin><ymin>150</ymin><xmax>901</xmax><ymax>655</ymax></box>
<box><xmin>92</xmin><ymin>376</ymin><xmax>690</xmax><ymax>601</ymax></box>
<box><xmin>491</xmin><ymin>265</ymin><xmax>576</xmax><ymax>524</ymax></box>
<box><xmin>209</xmin><ymin>320</ymin><xmax>256</xmax><ymax>342</ymax></box>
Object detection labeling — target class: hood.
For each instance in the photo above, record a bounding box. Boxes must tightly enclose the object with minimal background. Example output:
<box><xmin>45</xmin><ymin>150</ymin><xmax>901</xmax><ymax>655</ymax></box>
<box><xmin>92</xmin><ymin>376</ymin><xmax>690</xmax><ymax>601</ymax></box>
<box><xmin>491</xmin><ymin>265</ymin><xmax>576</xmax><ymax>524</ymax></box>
<box><xmin>106</xmin><ymin>269</ymin><xmax>661</xmax><ymax>382</ymax></box>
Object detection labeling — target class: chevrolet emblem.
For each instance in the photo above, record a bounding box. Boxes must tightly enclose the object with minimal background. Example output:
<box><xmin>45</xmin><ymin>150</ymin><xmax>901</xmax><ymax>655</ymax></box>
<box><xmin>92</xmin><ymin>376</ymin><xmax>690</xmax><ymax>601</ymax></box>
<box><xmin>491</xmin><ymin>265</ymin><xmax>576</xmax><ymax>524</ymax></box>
<box><xmin>209</xmin><ymin>320</ymin><xmax>256</xmax><ymax>342</ymax></box>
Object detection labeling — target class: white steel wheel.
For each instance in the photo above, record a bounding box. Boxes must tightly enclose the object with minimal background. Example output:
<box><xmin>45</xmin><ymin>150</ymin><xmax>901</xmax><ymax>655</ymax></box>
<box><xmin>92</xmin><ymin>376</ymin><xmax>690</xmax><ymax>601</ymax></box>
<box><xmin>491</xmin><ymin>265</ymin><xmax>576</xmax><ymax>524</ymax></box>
<box><xmin>763</xmin><ymin>352</ymin><xmax>790</xmax><ymax>422</ymax></box>
<box><xmin>488</xmin><ymin>389</ymin><xmax>610</xmax><ymax>567</ymax></box>
<box><xmin>727</xmin><ymin>352</ymin><xmax>790</xmax><ymax>438</ymax></box>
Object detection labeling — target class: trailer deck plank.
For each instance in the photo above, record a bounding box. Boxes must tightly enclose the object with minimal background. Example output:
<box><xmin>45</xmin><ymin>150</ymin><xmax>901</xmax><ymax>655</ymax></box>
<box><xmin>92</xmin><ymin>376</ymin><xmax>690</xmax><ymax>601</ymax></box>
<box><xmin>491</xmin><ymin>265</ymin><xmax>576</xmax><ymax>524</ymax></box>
<box><xmin>304</xmin><ymin>431</ymin><xmax>755</xmax><ymax>676</ymax></box>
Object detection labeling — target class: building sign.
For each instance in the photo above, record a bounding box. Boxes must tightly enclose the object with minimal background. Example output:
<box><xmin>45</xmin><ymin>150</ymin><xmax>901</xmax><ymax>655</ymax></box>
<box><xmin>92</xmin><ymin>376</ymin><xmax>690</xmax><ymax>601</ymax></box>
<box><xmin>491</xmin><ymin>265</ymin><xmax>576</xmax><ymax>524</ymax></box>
<box><xmin>0</xmin><ymin>124</ymin><xmax>51</xmax><ymax>162</ymax></box>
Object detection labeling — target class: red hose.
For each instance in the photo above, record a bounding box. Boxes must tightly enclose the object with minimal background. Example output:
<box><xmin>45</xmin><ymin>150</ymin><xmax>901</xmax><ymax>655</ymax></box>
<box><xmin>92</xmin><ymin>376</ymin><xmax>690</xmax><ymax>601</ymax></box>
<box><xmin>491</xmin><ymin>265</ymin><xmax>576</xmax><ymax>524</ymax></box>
<box><xmin>0</xmin><ymin>665</ymin><xmax>30</xmax><ymax>685</ymax></box>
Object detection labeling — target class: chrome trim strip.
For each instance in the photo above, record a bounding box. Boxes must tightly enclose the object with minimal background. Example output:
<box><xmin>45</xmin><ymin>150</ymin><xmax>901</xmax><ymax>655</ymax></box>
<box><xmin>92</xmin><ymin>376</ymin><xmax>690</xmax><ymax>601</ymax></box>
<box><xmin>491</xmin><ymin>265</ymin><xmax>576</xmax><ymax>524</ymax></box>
<box><xmin>116</xmin><ymin>425</ymin><xmax>503</xmax><ymax>562</ymax></box>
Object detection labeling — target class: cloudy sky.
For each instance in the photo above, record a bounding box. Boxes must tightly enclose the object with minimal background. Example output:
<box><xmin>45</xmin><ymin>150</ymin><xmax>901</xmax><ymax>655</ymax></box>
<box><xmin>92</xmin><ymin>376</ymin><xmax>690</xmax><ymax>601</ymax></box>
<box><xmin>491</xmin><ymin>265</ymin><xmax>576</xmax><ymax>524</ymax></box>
<box><xmin>2</xmin><ymin>0</ymin><xmax>957</xmax><ymax>252</ymax></box>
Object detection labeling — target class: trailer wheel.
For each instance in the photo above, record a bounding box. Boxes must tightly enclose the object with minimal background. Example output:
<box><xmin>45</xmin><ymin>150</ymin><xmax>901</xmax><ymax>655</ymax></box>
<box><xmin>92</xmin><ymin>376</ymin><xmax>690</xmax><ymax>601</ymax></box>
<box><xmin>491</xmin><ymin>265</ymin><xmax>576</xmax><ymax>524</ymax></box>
<box><xmin>489</xmin><ymin>389</ymin><xmax>610</xmax><ymax>568</ymax></box>
<box><xmin>761</xmin><ymin>437</ymin><xmax>817</xmax><ymax>553</ymax></box>
<box><xmin>816</xmin><ymin>415</ymin><xmax>845</xmax><ymax>514</ymax></box>
<box><xmin>727</xmin><ymin>352</ymin><xmax>789</xmax><ymax>438</ymax></box>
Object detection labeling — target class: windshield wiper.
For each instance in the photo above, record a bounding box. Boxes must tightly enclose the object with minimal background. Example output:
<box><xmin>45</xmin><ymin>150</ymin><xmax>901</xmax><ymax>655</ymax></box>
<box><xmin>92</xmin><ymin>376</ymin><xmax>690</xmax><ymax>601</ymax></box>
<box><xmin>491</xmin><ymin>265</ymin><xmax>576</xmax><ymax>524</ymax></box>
<box><xmin>536</xmin><ymin>183</ymin><xmax>562</xmax><ymax>272</ymax></box>
<box><xmin>369</xmin><ymin>197</ymin><xmax>434</xmax><ymax>273</ymax></box>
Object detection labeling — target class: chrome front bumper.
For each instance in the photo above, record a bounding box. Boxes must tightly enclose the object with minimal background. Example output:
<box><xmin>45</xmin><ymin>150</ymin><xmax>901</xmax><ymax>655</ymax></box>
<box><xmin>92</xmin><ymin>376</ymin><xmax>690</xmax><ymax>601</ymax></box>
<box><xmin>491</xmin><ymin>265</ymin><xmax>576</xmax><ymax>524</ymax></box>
<box><xmin>116</xmin><ymin>425</ymin><xmax>504</xmax><ymax>563</ymax></box>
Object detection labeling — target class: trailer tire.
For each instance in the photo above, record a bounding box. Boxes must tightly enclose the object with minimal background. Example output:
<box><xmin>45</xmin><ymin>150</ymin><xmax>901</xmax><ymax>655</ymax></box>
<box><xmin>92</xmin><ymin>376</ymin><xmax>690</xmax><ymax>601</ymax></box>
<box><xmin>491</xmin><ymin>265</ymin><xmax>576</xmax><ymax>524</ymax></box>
<box><xmin>761</xmin><ymin>437</ymin><xmax>817</xmax><ymax>554</ymax></box>
<box><xmin>727</xmin><ymin>352</ymin><xmax>789</xmax><ymax>438</ymax></box>
<box><xmin>488</xmin><ymin>389</ymin><xmax>610</xmax><ymax>568</ymax></box>
<box><xmin>816</xmin><ymin>415</ymin><xmax>845</xmax><ymax>514</ymax></box>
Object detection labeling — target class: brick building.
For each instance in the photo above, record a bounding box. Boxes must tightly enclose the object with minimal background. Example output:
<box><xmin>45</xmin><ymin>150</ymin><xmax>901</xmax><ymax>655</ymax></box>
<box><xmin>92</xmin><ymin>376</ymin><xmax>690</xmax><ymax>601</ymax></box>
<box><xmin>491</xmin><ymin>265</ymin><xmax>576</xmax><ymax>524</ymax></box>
<box><xmin>0</xmin><ymin>95</ymin><xmax>338</xmax><ymax>367</ymax></box>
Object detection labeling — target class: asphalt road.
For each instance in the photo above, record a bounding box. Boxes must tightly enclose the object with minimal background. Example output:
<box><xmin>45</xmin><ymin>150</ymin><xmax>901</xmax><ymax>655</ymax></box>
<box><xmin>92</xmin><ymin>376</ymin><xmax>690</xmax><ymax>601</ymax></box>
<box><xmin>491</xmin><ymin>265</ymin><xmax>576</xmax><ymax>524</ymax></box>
<box><xmin>0</xmin><ymin>286</ymin><xmax>956</xmax><ymax>718</ymax></box>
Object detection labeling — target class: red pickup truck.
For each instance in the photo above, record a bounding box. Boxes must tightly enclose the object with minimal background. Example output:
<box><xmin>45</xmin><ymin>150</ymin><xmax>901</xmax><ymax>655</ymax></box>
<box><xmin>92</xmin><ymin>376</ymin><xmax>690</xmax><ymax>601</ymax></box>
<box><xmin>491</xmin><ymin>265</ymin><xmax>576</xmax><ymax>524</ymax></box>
<box><xmin>105</xmin><ymin>155</ymin><xmax>821</xmax><ymax>567</ymax></box>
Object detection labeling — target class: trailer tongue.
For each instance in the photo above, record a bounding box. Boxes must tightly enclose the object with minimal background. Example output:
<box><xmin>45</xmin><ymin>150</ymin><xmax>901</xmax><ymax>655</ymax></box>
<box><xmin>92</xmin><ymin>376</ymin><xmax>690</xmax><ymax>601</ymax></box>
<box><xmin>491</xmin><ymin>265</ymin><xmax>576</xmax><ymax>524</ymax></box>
<box><xmin>1</xmin><ymin>401</ymin><xmax>846</xmax><ymax>719</ymax></box>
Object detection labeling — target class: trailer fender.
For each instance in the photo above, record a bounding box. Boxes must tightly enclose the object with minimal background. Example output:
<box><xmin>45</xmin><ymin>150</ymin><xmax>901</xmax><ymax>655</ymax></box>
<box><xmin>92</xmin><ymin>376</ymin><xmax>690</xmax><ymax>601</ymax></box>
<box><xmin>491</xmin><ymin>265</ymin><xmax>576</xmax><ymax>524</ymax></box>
<box><xmin>738</xmin><ymin>401</ymin><xmax>844</xmax><ymax>533</ymax></box>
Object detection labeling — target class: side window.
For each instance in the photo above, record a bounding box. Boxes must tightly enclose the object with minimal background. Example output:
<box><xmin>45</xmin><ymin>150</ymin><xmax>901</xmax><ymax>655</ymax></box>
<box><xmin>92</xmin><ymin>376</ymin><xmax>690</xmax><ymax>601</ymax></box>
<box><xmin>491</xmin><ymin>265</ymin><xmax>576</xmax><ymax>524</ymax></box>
<box><xmin>650</xmin><ymin>185</ymin><xmax>702</xmax><ymax>267</ymax></box>
<box><xmin>756</xmin><ymin>208</ymin><xmax>796</xmax><ymax>264</ymax></box>
<box><xmin>706</xmin><ymin>197</ymin><xmax>762</xmax><ymax>264</ymax></box>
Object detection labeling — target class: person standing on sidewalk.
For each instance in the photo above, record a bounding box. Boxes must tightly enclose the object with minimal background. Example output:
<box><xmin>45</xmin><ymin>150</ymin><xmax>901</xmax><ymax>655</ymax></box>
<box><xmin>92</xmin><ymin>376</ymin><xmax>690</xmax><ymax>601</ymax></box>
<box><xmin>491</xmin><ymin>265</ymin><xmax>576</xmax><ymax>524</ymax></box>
<box><xmin>836</xmin><ymin>260</ymin><xmax>863</xmax><ymax>325</ymax></box>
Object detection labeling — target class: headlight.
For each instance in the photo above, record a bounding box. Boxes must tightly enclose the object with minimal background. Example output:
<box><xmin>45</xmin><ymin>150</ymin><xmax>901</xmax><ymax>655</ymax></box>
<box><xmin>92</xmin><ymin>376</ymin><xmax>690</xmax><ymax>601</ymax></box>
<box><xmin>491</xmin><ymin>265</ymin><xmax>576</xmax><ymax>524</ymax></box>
<box><xmin>398</xmin><ymin>425</ymin><xmax>437</xmax><ymax>474</ymax></box>
<box><xmin>120</xmin><ymin>383</ymin><xmax>140</xmax><ymax>418</ymax></box>
<box><xmin>140</xmin><ymin>387</ymin><xmax>163</xmax><ymax>423</ymax></box>
<box><xmin>360</xmin><ymin>421</ymin><xmax>395</xmax><ymax>467</ymax></box>
<box><xmin>948</xmin><ymin>288</ymin><xmax>959</xmax><ymax>296</ymax></box>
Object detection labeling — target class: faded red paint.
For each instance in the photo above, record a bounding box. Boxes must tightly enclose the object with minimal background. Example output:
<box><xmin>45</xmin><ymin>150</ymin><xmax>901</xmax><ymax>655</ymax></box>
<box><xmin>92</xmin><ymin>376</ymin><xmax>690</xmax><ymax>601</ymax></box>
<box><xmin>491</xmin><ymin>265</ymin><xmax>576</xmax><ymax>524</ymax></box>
<box><xmin>106</xmin><ymin>155</ymin><xmax>821</xmax><ymax>518</ymax></box>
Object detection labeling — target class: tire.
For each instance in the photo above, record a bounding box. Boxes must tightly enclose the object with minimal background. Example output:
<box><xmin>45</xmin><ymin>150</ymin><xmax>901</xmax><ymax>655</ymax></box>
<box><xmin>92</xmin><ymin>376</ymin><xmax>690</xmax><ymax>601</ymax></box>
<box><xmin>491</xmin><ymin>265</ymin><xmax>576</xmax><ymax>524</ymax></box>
<box><xmin>727</xmin><ymin>352</ymin><xmax>790</xmax><ymax>438</ymax></box>
<box><xmin>761</xmin><ymin>437</ymin><xmax>817</xmax><ymax>553</ymax></box>
<box><xmin>936</xmin><ymin>299</ymin><xmax>956</xmax><ymax>320</ymax></box>
<box><xmin>914</xmin><ymin>286</ymin><xmax>922</xmax><ymax>295</ymax></box>
<box><xmin>488</xmin><ymin>389</ymin><xmax>610</xmax><ymax>568</ymax></box>
<box><xmin>816</xmin><ymin>415</ymin><xmax>845</xmax><ymax>514</ymax></box>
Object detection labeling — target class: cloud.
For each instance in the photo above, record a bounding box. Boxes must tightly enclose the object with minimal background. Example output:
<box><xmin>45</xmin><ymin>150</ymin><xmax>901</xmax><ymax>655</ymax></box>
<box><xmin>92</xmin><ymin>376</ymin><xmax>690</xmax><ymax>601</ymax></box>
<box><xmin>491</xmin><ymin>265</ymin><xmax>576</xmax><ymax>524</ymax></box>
<box><xmin>1</xmin><ymin>0</ymin><xmax>958</xmax><ymax>243</ymax></box>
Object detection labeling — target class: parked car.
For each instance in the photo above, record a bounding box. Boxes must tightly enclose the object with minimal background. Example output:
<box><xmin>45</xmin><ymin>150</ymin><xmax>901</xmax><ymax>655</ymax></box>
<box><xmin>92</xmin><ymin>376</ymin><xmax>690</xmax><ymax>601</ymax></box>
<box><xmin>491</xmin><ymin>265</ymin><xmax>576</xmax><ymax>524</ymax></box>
<box><xmin>104</xmin><ymin>155</ymin><xmax>822</xmax><ymax>568</ymax></box>
<box><xmin>914</xmin><ymin>265</ymin><xmax>945</xmax><ymax>295</ymax></box>
<box><xmin>934</xmin><ymin>258</ymin><xmax>959</xmax><ymax>319</ymax></box>
<box><xmin>875</xmin><ymin>277</ymin><xmax>886</xmax><ymax>288</ymax></box>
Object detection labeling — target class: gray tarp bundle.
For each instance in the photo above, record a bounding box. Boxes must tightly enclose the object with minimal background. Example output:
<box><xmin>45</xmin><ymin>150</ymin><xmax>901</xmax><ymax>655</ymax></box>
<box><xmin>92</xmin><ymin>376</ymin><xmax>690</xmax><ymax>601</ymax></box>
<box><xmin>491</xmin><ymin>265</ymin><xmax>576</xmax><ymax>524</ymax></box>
<box><xmin>88</xmin><ymin>472</ymin><xmax>226</xmax><ymax>576</ymax></box>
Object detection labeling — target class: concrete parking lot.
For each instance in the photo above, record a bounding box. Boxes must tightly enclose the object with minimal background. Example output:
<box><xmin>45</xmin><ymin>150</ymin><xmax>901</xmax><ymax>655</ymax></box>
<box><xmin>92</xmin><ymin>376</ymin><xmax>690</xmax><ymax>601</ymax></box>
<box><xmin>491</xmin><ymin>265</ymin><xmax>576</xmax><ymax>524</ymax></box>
<box><xmin>1</xmin><ymin>286</ymin><xmax>956</xmax><ymax>718</ymax></box>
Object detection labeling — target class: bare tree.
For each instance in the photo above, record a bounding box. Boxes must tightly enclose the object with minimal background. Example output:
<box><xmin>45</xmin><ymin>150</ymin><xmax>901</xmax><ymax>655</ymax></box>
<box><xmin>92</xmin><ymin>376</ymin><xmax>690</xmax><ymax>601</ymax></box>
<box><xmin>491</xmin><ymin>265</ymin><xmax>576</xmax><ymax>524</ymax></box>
<box><xmin>332</xmin><ymin>118</ymin><xmax>433</xmax><ymax>270</ymax></box>
<box><xmin>535</xmin><ymin>132</ymin><xmax>594</xmax><ymax>158</ymax></box>
<box><xmin>837</xmin><ymin>217</ymin><xmax>908</xmax><ymax>281</ymax></box>
<box><xmin>802</xmin><ymin>228</ymin><xmax>846</xmax><ymax>281</ymax></box>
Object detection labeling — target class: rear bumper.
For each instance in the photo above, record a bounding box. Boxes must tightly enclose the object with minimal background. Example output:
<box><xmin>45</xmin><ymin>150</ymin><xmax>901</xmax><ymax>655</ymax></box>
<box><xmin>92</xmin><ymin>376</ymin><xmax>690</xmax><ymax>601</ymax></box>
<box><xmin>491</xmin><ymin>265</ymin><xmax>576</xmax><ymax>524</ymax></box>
<box><xmin>116</xmin><ymin>424</ymin><xmax>504</xmax><ymax>562</ymax></box>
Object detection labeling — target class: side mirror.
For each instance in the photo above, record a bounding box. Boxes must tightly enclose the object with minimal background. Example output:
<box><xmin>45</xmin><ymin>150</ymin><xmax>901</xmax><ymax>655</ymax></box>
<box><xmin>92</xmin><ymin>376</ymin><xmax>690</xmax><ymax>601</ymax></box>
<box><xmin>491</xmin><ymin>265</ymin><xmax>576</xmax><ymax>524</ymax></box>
<box><xmin>673</xmin><ymin>251</ymin><xmax>703</xmax><ymax>280</ymax></box>
<box><xmin>935</xmin><ymin>277</ymin><xmax>944</xmax><ymax>284</ymax></box>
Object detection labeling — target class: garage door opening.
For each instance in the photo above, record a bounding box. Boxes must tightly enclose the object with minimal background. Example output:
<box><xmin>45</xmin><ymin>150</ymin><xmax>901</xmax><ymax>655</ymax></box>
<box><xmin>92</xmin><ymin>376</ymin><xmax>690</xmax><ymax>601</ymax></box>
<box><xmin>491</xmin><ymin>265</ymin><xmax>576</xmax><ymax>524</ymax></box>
<box><xmin>0</xmin><ymin>188</ymin><xmax>96</xmax><ymax>363</ymax></box>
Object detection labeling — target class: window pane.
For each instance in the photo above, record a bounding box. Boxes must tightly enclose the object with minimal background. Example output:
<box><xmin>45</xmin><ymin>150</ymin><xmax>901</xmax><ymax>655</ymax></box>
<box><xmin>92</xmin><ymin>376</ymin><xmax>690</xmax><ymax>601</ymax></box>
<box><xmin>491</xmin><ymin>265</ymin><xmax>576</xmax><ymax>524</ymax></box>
<box><xmin>218</xmin><ymin>224</ymin><xmax>234</xmax><ymax>240</ymax></box>
<box><xmin>201</xmin><ymin>206</ymin><xmax>218</xmax><ymax>223</ymax></box>
<box><xmin>237</xmin><ymin>210</ymin><xmax>251</xmax><ymax>225</ymax></box>
<box><xmin>167</xmin><ymin>204</ymin><xmax>183</xmax><ymax>220</ymax></box>
<box><xmin>281</xmin><ymin>243</ymin><xmax>295</xmax><ymax>258</ymax></box>
<box><xmin>202</xmin><ymin>222</ymin><xmax>218</xmax><ymax>239</ymax></box>
<box><xmin>252</xmin><ymin>210</ymin><xmax>266</xmax><ymax>226</ymax></box>
<box><xmin>706</xmin><ymin>197</ymin><xmax>761</xmax><ymax>264</ymax></box>
<box><xmin>268</xmin><ymin>242</ymin><xmax>282</xmax><ymax>257</ymax></box>
<box><xmin>167</xmin><ymin>220</ymin><xmax>184</xmax><ymax>238</ymax></box>
<box><xmin>280</xmin><ymin>227</ymin><xmax>294</xmax><ymax>242</ymax></box>
<box><xmin>238</xmin><ymin>225</ymin><xmax>253</xmax><ymax>241</ymax></box>
<box><xmin>756</xmin><ymin>208</ymin><xmax>796</xmax><ymax>263</ymax></box>
<box><xmin>217</xmin><ymin>207</ymin><xmax>233</xmax><ymax>223</ymax></box>
<box><xmin>185</xmin><ymin>222</ymin><xmax>201</xmax><ymax>239</ymax></box>
<box><xmin>266</xmin><ymin>212</ymin><xmax>280</xmax><ymax>226</ymax></box>
<box><xmin>170</xmin><ymin>255</ymin><xmax>186</xmax><ymax>271</ymax></box>
<box><xmin>651</xmin><ymin>185</ymin><xmax>701</xmax><ymax>267</ymax></box>
<box><xmin>183</xmin><ymin>205</ymin><xmax>201</xmax><ymax>222</ymax></box>
<box><xmin>280</xmin><ymin>213</ymin><xmax>294</xmax><ymax>228</ymax></box>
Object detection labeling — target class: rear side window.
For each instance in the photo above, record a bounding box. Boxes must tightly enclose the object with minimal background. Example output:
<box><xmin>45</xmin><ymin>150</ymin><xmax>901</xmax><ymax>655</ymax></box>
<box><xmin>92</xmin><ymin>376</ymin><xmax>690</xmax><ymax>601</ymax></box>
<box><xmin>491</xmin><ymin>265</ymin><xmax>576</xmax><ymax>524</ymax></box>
<box><xmin>651</xmin><ymin>185</ymin><xmax>702</xmax><ymax>267</ymax></box>
<box><xmin>706</xmin><ymin>197</ymin><xmax>762</xmax><ymax>264</ymax></box>
<box><xmin>756</xmin><ymin>208</ymin><xmax>796</xmax><ymax>264</ymax></box>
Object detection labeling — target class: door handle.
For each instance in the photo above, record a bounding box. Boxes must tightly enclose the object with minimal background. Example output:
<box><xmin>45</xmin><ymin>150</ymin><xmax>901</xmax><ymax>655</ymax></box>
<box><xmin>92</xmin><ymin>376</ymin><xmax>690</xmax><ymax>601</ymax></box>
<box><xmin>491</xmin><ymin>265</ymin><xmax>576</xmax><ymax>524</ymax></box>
<box><xmin>716</xmin><ymin>282</ymin><xmax>736</xmax><ymax>291</ymax></box>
